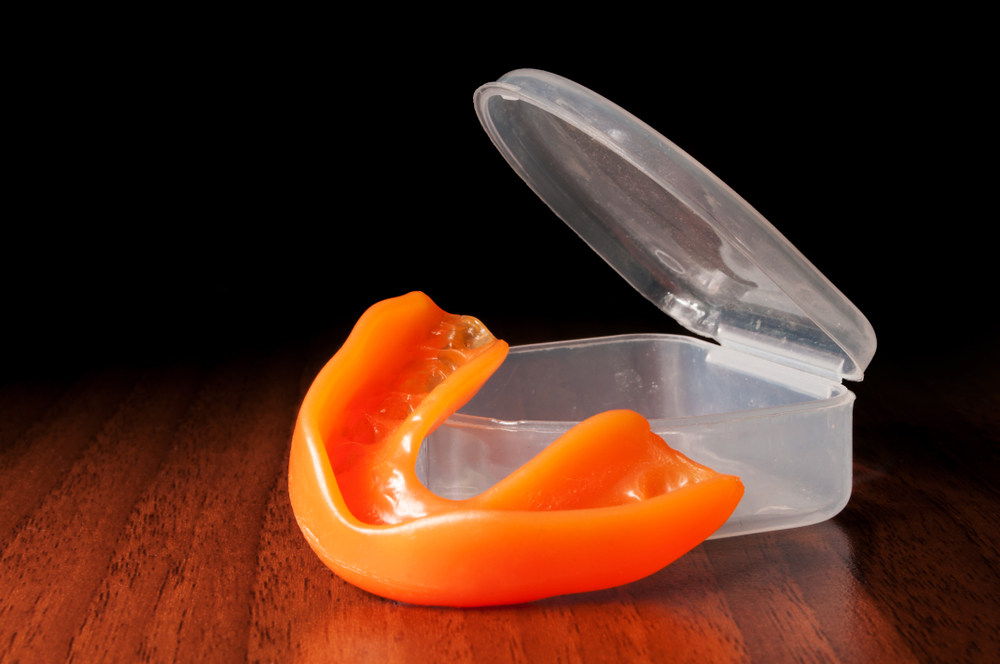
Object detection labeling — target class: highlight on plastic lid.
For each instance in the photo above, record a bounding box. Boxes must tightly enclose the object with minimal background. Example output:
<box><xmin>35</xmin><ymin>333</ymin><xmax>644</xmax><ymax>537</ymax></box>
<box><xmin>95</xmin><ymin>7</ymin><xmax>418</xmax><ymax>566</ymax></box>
<box><xmin>474</xmin><ymin>70</ymin><xmax>875</xmax><ymax>381</ymax></box>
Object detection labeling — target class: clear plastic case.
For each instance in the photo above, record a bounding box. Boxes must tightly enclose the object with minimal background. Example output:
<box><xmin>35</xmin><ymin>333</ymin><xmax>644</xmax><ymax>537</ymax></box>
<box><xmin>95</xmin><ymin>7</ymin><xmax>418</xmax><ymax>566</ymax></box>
<box><xmin>417</xmin><ymin>334</ymin><xmax>853</xmax><ymax>537</ymax></box>
<box><xmin>415</xmin><ymin>70</ymin><xmax>875</xmax><ymax>537</ymax></box>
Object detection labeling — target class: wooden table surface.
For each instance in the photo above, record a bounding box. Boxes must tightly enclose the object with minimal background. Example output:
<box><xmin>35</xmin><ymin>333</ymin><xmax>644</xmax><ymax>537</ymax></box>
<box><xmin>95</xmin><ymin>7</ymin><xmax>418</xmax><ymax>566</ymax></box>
<box><xmin>1</xmin><ymin>325</ymin><xmax>996</xmax><ymax>664</ymax></box>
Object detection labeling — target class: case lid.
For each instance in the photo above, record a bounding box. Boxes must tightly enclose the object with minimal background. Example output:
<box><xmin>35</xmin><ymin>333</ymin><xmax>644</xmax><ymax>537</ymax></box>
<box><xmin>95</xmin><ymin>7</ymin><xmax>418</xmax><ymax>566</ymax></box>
<box><xmin>474</xmin><ymin>70</ymin><xmax>876</xmax><ymax>382</ymax></box>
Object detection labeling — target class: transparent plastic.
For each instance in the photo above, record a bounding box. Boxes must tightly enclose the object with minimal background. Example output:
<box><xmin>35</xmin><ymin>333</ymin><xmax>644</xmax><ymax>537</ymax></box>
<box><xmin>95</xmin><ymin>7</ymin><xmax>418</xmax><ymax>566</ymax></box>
<box><xmin>411</xmin><ymin>70</ymin><xmax>875</xmax><ymax>537</ymax></box>
<box><xmin>473</xmin><ymin>70</ymin><xmax>876</xmax><ymax>381</ymax></box>
<box><xmin>417</xmin><ymin>335</ymin><xmax>853</xmax><ymax>538</ymax></box>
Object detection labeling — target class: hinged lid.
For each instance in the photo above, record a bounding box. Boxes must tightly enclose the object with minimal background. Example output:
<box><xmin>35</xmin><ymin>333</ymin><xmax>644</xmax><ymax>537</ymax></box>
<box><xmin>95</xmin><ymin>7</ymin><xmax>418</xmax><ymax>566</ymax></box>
<box><xmin>474</xmin><ymin>70</ymin><xmax>876</xmax><ymax>382</ymax></box>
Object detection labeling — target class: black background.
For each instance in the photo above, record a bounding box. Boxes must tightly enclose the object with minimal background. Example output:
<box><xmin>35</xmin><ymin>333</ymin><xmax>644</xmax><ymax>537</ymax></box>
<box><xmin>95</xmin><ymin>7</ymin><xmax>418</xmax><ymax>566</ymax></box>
<box><xmin>4</xmin><ymin>20</ymin><xmax>989</xmax><ymax>382</ymax></box>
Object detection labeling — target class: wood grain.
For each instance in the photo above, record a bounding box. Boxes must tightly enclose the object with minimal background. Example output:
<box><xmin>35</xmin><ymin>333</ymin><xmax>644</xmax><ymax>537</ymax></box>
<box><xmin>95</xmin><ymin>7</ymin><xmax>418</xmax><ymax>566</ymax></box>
<box><xmin>1</xmin><ymin>340</ymin><xmax>997</xmax><ymax>663</ymax></box>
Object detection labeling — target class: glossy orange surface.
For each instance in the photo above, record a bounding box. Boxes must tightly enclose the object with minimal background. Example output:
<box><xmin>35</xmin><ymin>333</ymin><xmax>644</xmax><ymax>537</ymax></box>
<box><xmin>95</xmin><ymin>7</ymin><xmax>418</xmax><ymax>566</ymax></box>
<box><xmin>288</xmin><ymin>292</ymin><xmax>744</xmax><ymax>606</ymax></box>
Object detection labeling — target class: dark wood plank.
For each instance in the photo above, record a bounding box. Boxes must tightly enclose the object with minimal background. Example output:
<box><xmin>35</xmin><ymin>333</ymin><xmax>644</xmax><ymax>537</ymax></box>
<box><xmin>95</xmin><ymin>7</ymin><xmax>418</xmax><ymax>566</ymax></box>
<box><xmin>0</xmin><ymin>369</ymin><xmax>141</xmax><ymax>554</ymax></box>
<box><xmin>0</xmin><ymin>366</ymin><xmax>202</xmax><ymax>662</ymax></box>
<box><xmin>1</xmin><ymin>341</ymin><xmax>997</xmax><ymax>664</ymax></box>
<box><xmin>64</xmin><ymin>352</ymin><xmax>304</xmax><ymax>663</ymax></box>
